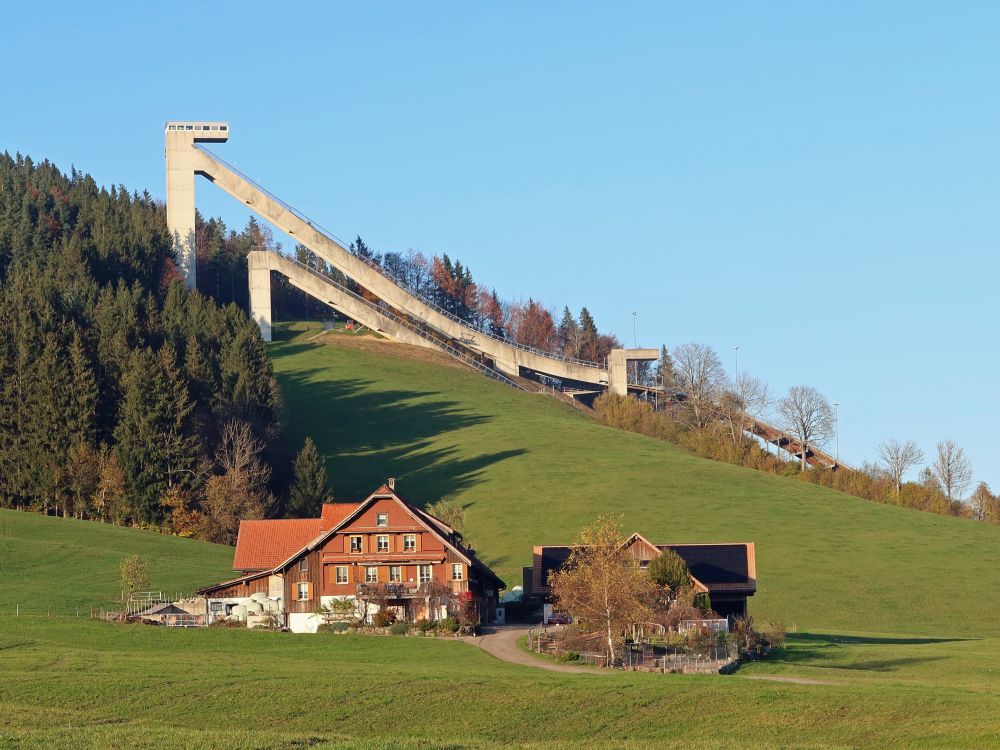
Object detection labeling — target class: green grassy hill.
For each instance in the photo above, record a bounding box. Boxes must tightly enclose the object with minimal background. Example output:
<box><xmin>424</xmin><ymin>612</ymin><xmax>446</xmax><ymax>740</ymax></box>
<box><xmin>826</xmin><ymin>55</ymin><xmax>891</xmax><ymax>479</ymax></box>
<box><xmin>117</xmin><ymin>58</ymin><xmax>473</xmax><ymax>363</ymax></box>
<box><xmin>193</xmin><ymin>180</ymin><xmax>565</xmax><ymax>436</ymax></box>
<box><xmin>271</xmin><ymin>323</ymin><xmax>1000</xmax><ymax>637</ymax></box>
<box><xmin>0</xmin><ymin>509</ymin><xmax>234</xmax><ymax>613</ymax></box>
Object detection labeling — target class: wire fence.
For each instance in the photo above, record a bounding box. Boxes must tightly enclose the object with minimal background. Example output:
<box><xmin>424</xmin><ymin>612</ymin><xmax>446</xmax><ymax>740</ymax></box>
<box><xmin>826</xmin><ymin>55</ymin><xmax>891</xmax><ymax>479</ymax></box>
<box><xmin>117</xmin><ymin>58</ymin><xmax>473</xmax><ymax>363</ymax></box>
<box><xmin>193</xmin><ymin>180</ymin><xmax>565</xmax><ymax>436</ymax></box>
<box><xmin>526</xmin><ymin>626</ymin><xmax>739</xmax><ymax>675</ymax></box>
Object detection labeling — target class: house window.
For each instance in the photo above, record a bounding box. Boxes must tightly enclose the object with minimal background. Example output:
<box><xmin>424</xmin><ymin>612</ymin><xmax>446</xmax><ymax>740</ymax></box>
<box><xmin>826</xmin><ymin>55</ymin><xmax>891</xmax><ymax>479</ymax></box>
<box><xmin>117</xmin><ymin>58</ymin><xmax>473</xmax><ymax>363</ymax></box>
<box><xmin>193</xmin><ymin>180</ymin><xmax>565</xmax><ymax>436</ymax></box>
<box><xmin>335</xmin><ymin>566</ymin><xmax>348</xmax><ymax>584</ymax></box>
<box><xmin>377</xmin><ymin>535</ymin><xmax>390</xmax><ymax>552</ymax></box>
<box><xmin>389</xmin><ymin>566</ymin><xmax>402</xmax><ymax>583</ymax></box>
<box><xmin>376</xmin><ymin>513</ymin><xmax>388</xmax><ymax>527</ymax></box>
<box><xmin>403</xmin><ymin>534</ymin><xmax>416</xmax><ymax>552</ymax></box>
<box><xmin>452</xmin><ymin>563</ymin><xmax>463</xmax><ymax>581</ymax></box>
<box><xmin>350</xmin><ymin>536</ymin><xmax>362</xmax><ymax>553</ymax></box>
<box><xmin>297</xmin><ymin>582</ymin><xmax>310</xmax><ymax>601</ymax></box>
<box><xmin>299</xmin><ymin>557</ymin><xmax>308</xmax><ymax>572</ymax></box>
<box><xmin>365</xmin><ymin>566</ymin><xmax>378</xmax><ymax>583</ymax></box>
<box><xmin>418</xmin><ymin>565</ymin><xmax>432</xmax><ymax>584</ymax></box>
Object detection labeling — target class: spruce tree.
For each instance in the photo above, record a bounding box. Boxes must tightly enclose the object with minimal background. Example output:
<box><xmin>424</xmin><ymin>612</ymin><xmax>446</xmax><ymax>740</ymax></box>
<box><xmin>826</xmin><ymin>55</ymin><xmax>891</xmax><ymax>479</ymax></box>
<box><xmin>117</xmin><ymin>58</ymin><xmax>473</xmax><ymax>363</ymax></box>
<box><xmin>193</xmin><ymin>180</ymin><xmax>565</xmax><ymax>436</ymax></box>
<box><xmin>288</xmin><ymin>437</ymin><xmax>330</xmax><ymax>517</ymax></box>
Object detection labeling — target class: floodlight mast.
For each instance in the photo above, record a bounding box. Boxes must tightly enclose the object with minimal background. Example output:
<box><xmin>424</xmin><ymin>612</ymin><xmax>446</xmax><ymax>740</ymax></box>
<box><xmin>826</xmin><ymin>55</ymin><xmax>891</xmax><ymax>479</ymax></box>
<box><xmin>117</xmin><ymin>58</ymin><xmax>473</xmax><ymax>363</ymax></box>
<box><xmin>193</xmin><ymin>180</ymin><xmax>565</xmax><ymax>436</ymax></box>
<box><xmin>164</xmin><ymin>121</ymin><xmax>230</xmax><ymax>289</ymax></box>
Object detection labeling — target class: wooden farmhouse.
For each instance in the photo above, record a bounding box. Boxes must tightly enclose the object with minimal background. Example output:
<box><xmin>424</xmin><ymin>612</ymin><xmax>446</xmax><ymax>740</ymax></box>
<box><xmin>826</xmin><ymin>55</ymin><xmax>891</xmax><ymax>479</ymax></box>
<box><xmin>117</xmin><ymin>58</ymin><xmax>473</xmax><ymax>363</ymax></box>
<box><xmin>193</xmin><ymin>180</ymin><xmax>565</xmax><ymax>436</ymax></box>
<box><xmin>524</xmin><ymin>534</ymin><xmax>757</xmax><ymax>619</ymax></box>
<box><xmin>198</xmin><ymin>482</ymin><xmax>504</xmax><ymax>633</ymax></box>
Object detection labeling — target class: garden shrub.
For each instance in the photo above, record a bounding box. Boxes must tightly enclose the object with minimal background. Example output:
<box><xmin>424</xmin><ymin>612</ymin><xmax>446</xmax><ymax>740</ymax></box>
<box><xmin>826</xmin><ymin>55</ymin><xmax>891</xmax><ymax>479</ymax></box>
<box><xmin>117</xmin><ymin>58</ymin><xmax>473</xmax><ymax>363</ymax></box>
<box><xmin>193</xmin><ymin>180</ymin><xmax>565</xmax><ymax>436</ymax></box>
<box><xmin>373</xmin><ymin>608</ymin><xmax>396</xmax><ymax>627</ymax></box>
<box><xmin>416</xmin><ymin>618</ymin><xmax>436</xmax><ymax>632</ymax></box>
<box><xmin>389</xmin><ymin>622</ymin><xmax>410</xmax><ymax>636</ymax></box>
<box><xmin>317</xmin><ymin>622</ymin><xmax>350</xmax><ymax>633</ymax></box>
<box><xmin>439</xmin><ymin>616</ymin><xmax>459</xmax><ymax>633</ymax></box>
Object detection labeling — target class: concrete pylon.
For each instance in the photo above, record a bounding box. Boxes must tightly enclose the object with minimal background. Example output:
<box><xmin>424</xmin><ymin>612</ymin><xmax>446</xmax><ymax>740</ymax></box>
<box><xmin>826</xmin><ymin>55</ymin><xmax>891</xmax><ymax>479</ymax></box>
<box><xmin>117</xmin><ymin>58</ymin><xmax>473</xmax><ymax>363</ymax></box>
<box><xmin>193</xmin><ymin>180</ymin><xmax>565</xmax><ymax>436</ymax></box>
<box><xmin>164</xmin><ymin>122</ymin><xmax>230</xmax><ymax>289</ymax></box>
<box><xmin>248</xmin><ymin>251</ymin><xmax>273</xmax><ymax>342</ymax></box>
<box><xmin>607</xmin><ymin>348</ymin><xmax>659</xmax><ymax>395</ymax></box>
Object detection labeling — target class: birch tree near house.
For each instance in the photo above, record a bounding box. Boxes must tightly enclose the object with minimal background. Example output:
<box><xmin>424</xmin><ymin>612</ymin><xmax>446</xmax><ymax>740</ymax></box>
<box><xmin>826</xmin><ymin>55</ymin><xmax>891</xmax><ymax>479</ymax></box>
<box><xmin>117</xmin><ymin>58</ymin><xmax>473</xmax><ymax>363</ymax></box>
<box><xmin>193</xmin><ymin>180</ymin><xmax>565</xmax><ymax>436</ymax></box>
<box><xmin>878</xmin><ymin>439</ymin><xmax>924</xmax><ymax>498</ymax></box>
<box><xmin>548</xmin><ymin>516</ymin><xmax>657</xmax><ymax>663</ymax></box>
<box><xmin>776</xmin><ymin>385</ymin><xmax>835</xmax><ymax>472</ymax></box>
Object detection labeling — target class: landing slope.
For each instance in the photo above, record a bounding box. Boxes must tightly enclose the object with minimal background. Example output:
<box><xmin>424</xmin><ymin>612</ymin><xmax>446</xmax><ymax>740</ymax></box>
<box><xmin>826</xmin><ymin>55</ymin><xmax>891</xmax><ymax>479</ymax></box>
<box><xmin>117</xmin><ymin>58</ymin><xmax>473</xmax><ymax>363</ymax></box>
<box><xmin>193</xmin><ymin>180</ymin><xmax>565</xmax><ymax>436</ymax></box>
<box><xmin>0</xmin><ymin>509</ymin><xmax>234</xmax><ymax>613</ymax></box>
<box><xmin>271</xmin><ymin>323</ymin><xmax>1000</xmax><ymax>637</ymax></box>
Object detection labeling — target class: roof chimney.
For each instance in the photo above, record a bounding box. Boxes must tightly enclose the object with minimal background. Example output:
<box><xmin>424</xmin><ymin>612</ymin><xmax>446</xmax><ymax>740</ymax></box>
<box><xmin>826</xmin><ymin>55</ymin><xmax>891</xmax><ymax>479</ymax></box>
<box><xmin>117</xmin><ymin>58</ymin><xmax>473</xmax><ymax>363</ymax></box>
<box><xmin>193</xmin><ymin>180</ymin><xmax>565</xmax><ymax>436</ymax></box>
<box><xmin>387</xmin><ymin>477</ymin><xmax>396</xmax><ymax>490</ymax></box>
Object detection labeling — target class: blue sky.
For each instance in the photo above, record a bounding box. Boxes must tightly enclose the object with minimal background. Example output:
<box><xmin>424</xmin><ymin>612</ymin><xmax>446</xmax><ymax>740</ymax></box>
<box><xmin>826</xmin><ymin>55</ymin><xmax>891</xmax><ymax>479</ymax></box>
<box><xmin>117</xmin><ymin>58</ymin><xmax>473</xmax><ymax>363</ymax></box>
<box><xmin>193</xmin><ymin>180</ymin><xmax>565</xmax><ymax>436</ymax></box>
<box><xmin>2</xmin><ymin>2</ymin><xmax>997</xmax><ymax>490</ymax></box>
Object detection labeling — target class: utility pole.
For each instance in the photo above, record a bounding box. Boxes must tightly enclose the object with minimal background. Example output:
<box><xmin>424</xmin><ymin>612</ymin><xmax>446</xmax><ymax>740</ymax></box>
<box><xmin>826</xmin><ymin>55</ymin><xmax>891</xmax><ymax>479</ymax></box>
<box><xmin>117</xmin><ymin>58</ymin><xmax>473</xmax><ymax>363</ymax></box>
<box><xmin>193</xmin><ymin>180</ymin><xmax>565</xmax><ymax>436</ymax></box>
<box><xmin>733</xmin><ymin>345</ymin><xmax>740</xmax><ymax>384</ymax></box>
<box><xmin>631</xmin><ymin>311</ymin><xmax>638</xmax><ymax>348</ymax></box>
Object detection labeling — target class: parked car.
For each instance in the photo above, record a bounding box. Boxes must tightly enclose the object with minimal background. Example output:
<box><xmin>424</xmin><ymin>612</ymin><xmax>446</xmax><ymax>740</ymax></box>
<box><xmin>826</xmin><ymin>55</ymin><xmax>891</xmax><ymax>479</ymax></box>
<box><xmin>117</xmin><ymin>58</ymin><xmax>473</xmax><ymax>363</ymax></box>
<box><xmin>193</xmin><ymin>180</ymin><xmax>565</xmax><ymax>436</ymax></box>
<box><xmin>546</xmin><ymin>612</ymin><xmax>572</xmax><ymax>625</ymax></box>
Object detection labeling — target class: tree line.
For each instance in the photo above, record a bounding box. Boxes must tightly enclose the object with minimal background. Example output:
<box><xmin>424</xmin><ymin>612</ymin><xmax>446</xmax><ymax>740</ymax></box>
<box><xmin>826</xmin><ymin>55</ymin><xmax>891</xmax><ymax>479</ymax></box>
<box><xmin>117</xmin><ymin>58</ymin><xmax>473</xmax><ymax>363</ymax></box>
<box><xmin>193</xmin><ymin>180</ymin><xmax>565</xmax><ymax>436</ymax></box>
<box><xmin>0</xmin><ymin>153</ymin><xmax>334</xmax><ymax>543</ymax></box>
<box><xmin>597</xmin><ymin>342</ymin><xmax>998</xmax><ymax>524</ymax></box>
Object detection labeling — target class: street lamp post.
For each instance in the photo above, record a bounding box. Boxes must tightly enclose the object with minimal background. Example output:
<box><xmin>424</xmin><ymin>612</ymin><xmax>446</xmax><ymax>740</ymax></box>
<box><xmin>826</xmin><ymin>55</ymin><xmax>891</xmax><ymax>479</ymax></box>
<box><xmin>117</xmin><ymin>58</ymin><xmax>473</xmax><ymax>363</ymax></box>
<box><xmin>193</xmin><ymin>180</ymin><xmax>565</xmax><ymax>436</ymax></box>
<box><xmin>631</xmin><ymin>311</ymin><xmax>638</xmax><ymax>348</ymax></box>
<box><xmin>833</xmin><ymin>401</ymin><xmax>841</xmax><ymax>466</ymax></box>
<box><xmin>734</xmin><ymin>346</ymin><xmax>740</xmax><ymax>384</ymax></box>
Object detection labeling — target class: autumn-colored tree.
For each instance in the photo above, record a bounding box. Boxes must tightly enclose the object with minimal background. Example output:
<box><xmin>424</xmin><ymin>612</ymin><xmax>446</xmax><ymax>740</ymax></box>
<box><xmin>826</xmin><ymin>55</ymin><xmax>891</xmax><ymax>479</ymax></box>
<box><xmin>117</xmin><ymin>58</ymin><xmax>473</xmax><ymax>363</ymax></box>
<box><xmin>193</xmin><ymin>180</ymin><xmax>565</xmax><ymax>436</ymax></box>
<box><xmin>548</xmin><ymin>515</ymin><xmax>658</xmax><ymax>662</ymax></box>
<box><xmin>424</xmin><ymin>498</ymin><xmax>466</xmax><ymax>533</ymax></box>
<box><xmin>647</xmin><ymin>548</ymin><xmax>691</xmax><ymax>594</ymax></box>
<box><xmin>120</xmin><ymin>554</ymin><xmax>150</xmax><ymax>599</ymax></box>
<box><xmin>511</xmin><ymin>298</ymin><xmax>556</xmax><ymax>351</ymax></box>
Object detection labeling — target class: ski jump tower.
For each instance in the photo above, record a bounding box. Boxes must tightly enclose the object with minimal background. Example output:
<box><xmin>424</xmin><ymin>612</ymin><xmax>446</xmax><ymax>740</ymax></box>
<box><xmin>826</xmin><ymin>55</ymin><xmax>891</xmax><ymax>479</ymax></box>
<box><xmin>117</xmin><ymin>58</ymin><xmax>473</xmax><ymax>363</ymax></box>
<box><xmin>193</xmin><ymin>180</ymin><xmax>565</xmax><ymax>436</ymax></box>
<box><xmin>165</xmin><ymin>121</ymin><xmax>230</xmax><ymax>289</ymax></box>
<box><xmin>164</xmin><ymin>120</ymin><xmax>657</xmax><ymax>394</ymax></box>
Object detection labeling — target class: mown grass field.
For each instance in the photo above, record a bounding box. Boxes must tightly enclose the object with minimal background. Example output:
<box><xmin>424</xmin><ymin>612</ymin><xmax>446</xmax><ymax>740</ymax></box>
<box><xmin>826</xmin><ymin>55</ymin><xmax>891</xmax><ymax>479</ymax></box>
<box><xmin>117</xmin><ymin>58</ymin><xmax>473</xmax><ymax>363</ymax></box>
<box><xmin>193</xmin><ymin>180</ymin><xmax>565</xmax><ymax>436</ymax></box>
<box><xmin>1</xmin><ymin>614</ymin><xmax>998</xmax><ymax>749</ymax></box>
<box><xmin>4</xmin><ymin>322</ymin><xmax>999</xmax><ymax>748</ymax></box>
<box><xmin>0</xmin><ymin>509</ymin><xmax>233</xmax><ymax>614</ymax></box>
<box><xmin>270</xmin><ymin>323</ymin><xmax>1000</xmax><ymax>637</ymax></box>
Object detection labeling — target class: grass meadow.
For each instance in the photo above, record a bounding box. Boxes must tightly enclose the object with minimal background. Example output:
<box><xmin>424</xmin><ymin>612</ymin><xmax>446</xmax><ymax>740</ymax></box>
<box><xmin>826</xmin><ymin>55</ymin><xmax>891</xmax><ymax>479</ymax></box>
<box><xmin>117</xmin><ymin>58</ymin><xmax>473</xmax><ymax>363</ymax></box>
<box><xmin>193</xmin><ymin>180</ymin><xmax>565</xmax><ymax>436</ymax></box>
<box><xmin>270</xmin><ymin>323</ymin><xmax>1000</xmax><ymax>637</ymax></box>
<box><xmin>3</xmin><ymin>322</ymin><xmax>998</xmax><ymax>748</ymax></box>
<box><xmin>0</xmin><ymin>615</ymin><xmax>997</xmax><ymax>749</ymax></box>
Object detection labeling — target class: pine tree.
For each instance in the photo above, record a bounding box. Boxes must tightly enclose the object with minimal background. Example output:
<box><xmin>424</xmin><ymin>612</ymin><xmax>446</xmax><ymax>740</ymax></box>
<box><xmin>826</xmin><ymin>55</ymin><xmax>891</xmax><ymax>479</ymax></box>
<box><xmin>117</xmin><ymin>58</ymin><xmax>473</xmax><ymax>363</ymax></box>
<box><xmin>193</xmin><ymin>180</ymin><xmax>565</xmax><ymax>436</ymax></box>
<box><xmin>288</xmin><ymin>436</ymin><xmax>330</xmax><ymax>517</ymax></box>
<box><xmin>67</xmin><ymin>327</ymin><xmax>97</xmax><ymax>446</ymax></box>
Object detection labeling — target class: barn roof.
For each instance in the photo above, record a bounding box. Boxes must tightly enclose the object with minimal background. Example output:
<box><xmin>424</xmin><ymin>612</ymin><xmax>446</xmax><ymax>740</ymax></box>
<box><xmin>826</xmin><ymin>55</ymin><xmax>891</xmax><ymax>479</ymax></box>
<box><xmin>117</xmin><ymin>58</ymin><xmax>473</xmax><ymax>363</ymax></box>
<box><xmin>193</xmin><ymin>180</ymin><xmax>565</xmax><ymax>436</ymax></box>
<box><xmin>232</xmin><ymin>518</ymin><xmax>325</xmax><ymax>572</ymax></box>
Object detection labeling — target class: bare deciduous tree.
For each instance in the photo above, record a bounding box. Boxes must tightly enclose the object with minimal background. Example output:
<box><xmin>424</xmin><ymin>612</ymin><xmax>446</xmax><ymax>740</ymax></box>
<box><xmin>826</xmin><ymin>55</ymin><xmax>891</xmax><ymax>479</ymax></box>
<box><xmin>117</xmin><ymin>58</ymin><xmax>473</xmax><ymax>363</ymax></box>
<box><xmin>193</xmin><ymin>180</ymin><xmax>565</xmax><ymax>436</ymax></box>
<box><xmin>877</xmin><ymin>439</ymin><xmax>924</xmax><ymax>497</ymax></box>
<box><xmin>199</xmin><ymin>420</ymin><xmax>274</xmax><ymax>544</ymax></box>
<box><xmin>776</xmin><ymin>385</ymin><xmax>834</xmax><ymax>472</ymax></box>
<box><xmin>718</xmin><ymin>373</ymin><xmax>771</xmax><ymax>444</ymax></box>
<box><xmin>672</xmin><ymin>342</ymin><xmax>726</xmax><ymax>427</ymax></box>
<box><xmin>932</xmin><ymin>439</ymin><xmax>973</xmax><ymax>503</ymax></box>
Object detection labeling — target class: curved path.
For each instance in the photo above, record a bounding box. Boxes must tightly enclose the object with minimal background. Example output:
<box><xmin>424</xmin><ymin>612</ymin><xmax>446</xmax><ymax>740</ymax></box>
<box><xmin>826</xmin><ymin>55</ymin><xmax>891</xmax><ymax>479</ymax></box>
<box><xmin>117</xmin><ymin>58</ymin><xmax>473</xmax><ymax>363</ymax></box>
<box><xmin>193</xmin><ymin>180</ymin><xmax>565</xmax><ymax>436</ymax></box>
<box><xmin>463</xmin><ymin>625</ymin><xmax>598</xmax><ymax>674</ymax></box>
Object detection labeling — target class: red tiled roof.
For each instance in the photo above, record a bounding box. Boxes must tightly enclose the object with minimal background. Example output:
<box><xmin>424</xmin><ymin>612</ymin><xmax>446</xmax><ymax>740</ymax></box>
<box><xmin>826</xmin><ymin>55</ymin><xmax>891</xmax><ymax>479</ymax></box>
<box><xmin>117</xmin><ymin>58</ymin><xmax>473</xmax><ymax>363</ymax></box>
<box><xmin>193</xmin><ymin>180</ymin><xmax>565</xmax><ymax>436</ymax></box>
<box><xmin>321</xmin><ymin>502</ymin><xmax>360</xmax><ymax>531</ymax></box>
<box><xmin>232</xmin><ymin>519</ymin><xmax>324</xmax><ymax>572</ymax></box>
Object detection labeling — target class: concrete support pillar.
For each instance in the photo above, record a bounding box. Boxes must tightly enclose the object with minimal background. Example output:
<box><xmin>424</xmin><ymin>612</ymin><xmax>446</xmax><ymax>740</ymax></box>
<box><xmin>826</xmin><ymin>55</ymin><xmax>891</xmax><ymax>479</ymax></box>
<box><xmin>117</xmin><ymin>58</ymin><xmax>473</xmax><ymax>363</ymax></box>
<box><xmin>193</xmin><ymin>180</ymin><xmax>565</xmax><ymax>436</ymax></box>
<box><xmin>607</xmin><ymin>348</ymin><xmax>659</xmax><ymax>395</ymax></box>
<box><xmin>165</xmin><ymin>132</ymin><xmax>198</xmax><ymax>289</ymax></box>
<box><xmin>248</xmin><ymin>251</ymin><xmax>273</xmax><ymax>342</ymax></box>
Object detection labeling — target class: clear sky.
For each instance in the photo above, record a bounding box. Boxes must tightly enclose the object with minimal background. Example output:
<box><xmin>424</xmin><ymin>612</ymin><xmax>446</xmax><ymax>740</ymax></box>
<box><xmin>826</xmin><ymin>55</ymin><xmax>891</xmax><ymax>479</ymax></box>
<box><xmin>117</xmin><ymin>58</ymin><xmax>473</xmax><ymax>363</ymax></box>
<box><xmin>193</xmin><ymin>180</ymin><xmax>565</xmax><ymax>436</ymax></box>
<box><xmin>2</xmin><ymin>2</ymin><xmax>997</xmax><ymax>490</ymax></box>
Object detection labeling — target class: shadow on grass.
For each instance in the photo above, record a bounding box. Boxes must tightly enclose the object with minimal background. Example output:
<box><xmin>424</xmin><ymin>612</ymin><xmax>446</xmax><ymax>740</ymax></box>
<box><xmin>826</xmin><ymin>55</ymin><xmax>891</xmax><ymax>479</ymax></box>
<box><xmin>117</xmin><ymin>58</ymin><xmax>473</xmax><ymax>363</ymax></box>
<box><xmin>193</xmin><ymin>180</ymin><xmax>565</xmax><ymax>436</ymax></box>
<box><xmin>761</xmin><ymin>632</ymin><xmax>972</xmax><ymax>672</ymax></box>
<box><xmin>791</xmin><ymin>633</ymin><xmax>971</xmax><ymax>646</ymax></box>
<box><xmin>276</xmin><ymin>367</ymin><xmax>525</xmax><ymax>502</ymax></box>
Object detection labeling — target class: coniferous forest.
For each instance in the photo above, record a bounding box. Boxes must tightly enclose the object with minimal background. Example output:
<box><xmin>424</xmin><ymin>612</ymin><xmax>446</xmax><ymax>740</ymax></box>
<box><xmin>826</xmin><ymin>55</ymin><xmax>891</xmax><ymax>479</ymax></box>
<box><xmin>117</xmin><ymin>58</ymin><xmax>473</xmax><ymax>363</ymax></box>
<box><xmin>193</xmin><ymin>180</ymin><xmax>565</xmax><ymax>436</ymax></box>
<box><xmin>0</xmin><ymin>153</ymin><xmax>282</xmax><ymax>543</ymax></box>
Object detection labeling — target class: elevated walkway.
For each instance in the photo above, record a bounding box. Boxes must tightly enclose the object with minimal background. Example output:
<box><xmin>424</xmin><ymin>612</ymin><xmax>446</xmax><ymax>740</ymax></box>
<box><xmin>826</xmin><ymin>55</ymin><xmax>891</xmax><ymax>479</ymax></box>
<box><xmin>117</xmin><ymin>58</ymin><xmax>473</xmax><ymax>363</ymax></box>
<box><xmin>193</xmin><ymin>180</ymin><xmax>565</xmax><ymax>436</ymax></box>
<box><xmin>253</xmin><ymin>250</ymin><xmax>524</xmax><ymax>389</ymax></box>
<box><xmin>166</xmin><ymin>133</ymin><xmax>655</xmax><ymax>389</ymax></box>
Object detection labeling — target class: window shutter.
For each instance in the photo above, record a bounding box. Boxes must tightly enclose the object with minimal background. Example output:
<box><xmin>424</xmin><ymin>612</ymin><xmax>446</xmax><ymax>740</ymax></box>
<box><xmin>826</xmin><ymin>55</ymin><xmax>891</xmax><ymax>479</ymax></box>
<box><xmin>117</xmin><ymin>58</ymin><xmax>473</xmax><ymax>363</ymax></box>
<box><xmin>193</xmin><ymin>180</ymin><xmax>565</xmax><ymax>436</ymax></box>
<box><xmin>415</xmin><ymin>534</ymin><xmax>421</xmax><ymax>552</ymax></box>
<box><xmin>343</xmin><ymin>535</ymin><xmax>350</xmax><ymax>554</ymax></box>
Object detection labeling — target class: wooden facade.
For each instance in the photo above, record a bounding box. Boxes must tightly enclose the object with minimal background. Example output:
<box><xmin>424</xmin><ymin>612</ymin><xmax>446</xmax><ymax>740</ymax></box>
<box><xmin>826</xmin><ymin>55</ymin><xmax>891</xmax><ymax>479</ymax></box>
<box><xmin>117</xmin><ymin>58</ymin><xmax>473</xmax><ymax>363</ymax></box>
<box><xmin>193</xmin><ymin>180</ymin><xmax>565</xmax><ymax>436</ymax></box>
<box><xmin>199</xmin><ymin>484</ymin><xmax>504</xmax><ymax>629</ymax></box>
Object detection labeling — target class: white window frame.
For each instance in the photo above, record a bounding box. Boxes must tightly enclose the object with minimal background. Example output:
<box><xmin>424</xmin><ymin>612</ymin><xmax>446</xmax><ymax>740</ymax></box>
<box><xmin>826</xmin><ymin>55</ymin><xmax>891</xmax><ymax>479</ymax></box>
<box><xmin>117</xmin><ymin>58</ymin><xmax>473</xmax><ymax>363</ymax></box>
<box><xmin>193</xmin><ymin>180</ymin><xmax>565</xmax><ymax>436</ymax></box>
<box><xmin>297</xmin><ymin>582</ymin><xmax>310</xmax><ymax>601</ymax></box>
<box><xmin>376</xmin><ymin>513</ymin><xmax>389</xmax><ymax>527</ymax></box>
<box><xmin>389</xmin><ymin>565</ymin><xmax>402</xmax><ymax>583</ymax></box>
<box><xmin>418</xmin><ymin>564</ymin><xmax>432</xmax><ymax>584</ymax></box>
<box><xmin>365</xmin><ymin>566</ymin><xmax>378</xmax><ymax>583</ymax></box>
<box><xmin>350</xmin><ymin>536</ymin><xmax>362</xmax><ymax>553</ymax></box>
<box><xmin>403</xmin><ymin>534</ymin><xmax>416</xmax><ymax>552</ymax></box>
<box><xmin>335</xmin><ymin>566</ymin><xmax>348</xmax><ymax>584</ymax></box>
<box><xmin>377</xmin><ymin>535</ymin><xmax>390</xmax><ymax>552</ymax></box>
<box><xmin>452</xmin><ymin>563</ymin><xmax>463</xmax><ymax>581</ymax></box>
